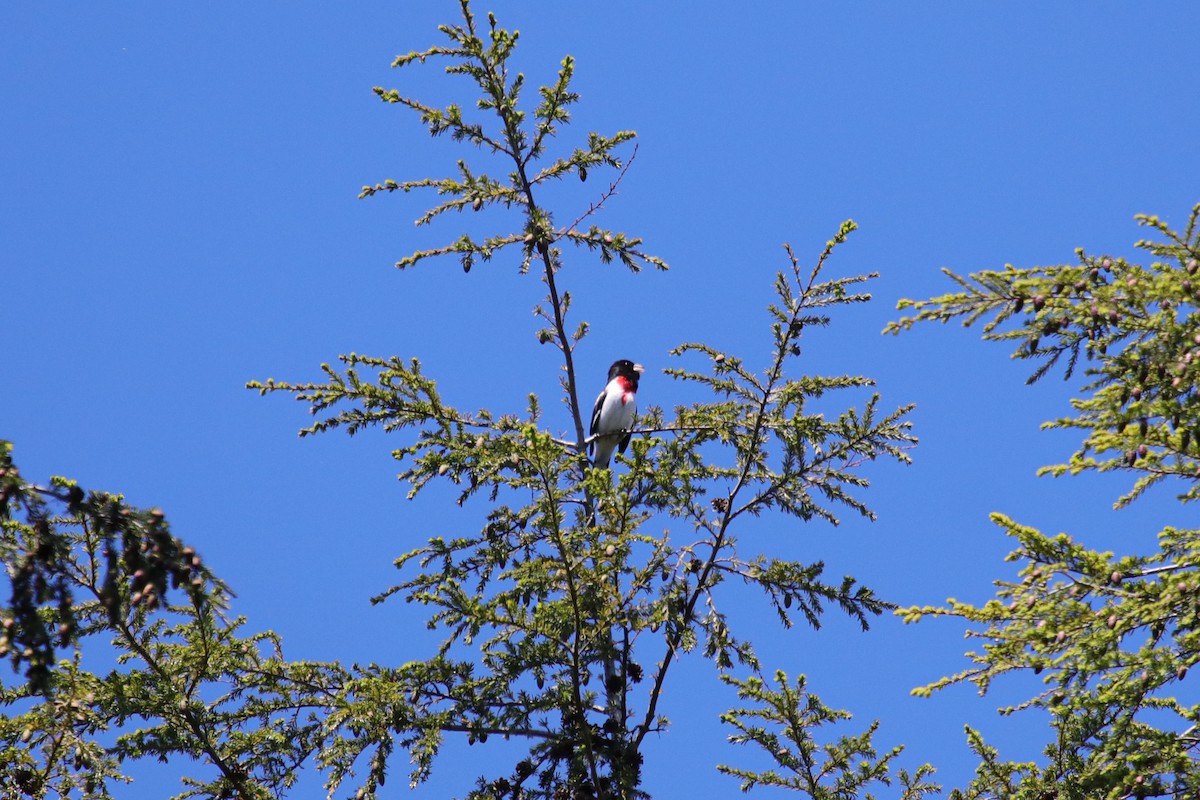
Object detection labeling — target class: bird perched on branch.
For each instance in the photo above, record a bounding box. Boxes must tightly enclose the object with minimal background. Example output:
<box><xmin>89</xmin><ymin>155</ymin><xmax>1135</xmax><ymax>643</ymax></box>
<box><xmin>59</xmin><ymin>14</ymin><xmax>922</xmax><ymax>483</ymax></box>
<box><xmin>589</xmin><ymin>359</ymin><xmax>644</xmax><ymax>468</ymax></box>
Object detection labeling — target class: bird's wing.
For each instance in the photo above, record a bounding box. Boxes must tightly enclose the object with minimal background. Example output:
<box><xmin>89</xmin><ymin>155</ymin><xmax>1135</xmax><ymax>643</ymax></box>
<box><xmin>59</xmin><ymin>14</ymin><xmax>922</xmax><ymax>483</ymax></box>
<box><xmin>589</xmin><ymin>384</ymin><xmax>608</xmax><ymax>450</ymax></box>
<box><xmin>590</xmin><ymin>388</ymin><xmax>609</xmax><ymax>455</ymax></box>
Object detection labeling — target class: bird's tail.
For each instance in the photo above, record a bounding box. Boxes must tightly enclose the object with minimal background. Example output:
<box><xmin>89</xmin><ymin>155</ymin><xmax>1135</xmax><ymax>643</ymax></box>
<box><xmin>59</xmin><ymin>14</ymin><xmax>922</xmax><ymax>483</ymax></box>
<box><xmin>590</xmin><ymin>436</ymin><xmax>616</xmax><ymax>469</ymax></box>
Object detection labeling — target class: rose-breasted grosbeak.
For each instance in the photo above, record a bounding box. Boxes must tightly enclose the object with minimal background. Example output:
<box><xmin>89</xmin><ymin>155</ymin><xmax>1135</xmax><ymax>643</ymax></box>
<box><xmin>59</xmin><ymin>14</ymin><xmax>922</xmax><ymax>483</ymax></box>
<box><xmin>589</xmin><ymin>359</ymin><xmax>645</xmax><ymax>468</ymax></box>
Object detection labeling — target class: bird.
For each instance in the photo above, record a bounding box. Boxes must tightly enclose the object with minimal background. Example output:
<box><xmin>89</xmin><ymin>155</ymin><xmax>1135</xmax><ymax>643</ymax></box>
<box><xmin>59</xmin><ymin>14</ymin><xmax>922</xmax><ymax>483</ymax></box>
<box><xmin>589</xmin><ymin>359</ymin><xmax>645</xmax><ymax>468</ymax></box>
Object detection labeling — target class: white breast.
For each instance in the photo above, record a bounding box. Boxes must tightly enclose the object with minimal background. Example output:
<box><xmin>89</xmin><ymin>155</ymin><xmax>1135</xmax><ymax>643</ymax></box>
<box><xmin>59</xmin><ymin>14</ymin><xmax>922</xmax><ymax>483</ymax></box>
<box><xmin>594</xmin><ymin>379</ymin><xmax>636</xmax><ymax>434</ymax></box>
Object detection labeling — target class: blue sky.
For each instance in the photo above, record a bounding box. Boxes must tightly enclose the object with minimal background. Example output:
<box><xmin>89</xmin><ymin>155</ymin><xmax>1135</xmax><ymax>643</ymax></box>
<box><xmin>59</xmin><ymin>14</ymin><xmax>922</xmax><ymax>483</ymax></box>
<box><xmin>4</xmin><ymin>2</ymin><xmax>1200</xmax><ymax>796</ymax></box>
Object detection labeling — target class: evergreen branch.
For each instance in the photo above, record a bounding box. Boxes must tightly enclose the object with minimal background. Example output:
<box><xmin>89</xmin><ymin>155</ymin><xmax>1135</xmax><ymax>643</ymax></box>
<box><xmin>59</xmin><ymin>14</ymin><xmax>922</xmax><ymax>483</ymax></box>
<box><xmin>0</xmin><ymin>442</ymin><xmax>221</xmax><ymax>695</ymax></box>
<box><xmin>716</xmin><ymin>670</ymin><xmax>927</xmax><ymax>798</ymax></box>
<box><xmin>885</xmin><ymin>208</ymin><xmax>1200</xmax><ymax>507</ymax></box>
<box><xmin>636</xmin><ymin>226</ymin><xmax>911</xmax><ymax>750</ymax></box>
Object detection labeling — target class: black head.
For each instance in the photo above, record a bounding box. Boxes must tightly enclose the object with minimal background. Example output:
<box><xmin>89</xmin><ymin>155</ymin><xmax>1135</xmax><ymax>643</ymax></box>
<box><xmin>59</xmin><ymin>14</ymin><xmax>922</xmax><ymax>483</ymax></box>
<box><xmin>607</xmin><ymin>359</ymin><xmax>645</xmax><ymax>386</ymax></box>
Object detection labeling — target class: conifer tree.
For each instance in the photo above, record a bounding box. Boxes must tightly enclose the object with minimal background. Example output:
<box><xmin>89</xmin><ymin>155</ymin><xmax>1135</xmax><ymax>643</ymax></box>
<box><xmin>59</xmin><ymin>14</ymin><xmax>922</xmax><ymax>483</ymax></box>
<box><xmin>251</xmin><ymin>3</ymin><xmax>919</xmax><ymax>797</ymax></box>
<box><xmin>888</xmin><ymin>204</ymin><xmax>1200</xmax><ymax>799</ymax></box>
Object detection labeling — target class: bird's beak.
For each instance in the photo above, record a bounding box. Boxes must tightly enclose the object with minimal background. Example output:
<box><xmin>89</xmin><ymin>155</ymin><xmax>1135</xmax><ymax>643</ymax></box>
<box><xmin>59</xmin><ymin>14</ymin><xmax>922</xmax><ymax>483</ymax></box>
<box><xmin>633</xmin><ymin>363</ymin><xmax>645</xmax><ymax>374</ymax></box>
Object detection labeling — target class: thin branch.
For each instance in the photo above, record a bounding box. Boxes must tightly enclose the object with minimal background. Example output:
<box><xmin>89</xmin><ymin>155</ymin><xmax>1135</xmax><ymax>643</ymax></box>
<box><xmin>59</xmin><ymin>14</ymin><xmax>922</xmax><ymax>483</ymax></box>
<box><xmin>564</xmin><ymin>144</ymin><xmax>639</xmax><ymax>233</ymax></box>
